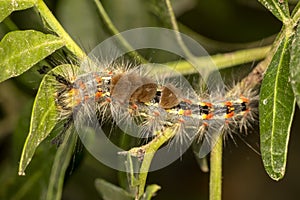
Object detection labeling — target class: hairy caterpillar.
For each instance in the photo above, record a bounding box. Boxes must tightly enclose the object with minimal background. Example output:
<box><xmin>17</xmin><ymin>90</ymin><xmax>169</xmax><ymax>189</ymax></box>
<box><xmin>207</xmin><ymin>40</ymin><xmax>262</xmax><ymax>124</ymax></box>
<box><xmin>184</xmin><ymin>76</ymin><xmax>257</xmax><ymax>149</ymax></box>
<box><xmin>49</xmin><ymin>58</ymin><xmax>258</xmax><ymax>161</ymax></box>
<box><xmin>43</xmin><ymin>27</ymin><xmax>260</xmax><ymax>171</ymax></box>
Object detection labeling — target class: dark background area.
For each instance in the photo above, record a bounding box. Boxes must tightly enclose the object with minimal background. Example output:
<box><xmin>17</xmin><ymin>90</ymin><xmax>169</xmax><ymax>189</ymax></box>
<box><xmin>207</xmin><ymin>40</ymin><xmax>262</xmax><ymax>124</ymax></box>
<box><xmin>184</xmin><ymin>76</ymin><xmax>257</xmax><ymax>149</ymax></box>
<box><xmin>0</xmin><ymin>0</ymin><xmax>299</xmax><ymax>200</ymax></box>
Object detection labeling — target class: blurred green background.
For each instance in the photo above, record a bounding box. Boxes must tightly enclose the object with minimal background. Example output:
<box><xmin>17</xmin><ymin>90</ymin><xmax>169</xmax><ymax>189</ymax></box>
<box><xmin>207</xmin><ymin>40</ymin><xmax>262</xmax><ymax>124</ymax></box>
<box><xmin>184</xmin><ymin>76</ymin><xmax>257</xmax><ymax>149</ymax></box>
<box><xmin>0</xmin><ymin>0</ymin><xmax>299</xmax><ymax>200</ymax></box>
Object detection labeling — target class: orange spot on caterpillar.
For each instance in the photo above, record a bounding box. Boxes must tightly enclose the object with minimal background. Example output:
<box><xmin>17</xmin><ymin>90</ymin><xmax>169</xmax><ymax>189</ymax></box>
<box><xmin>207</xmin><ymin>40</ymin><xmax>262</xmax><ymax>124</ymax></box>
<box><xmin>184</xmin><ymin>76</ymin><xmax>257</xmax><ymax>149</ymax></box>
<box><xmin>94</xmin><ymin>74</ymin><xmax>102</xmax><ymax>84</ymax></box>
<box><xmin>95</xmin><ymin>91</ymin><xmax>103</xmax><ymax>101</ymax></box>
<box><xmin>204</xmin><ymin>102</ymin><xmax>212</xmax><ymax>107</ymax></box>
<box><xmin>240</xmin><ymin>95</ymin><xmax>249</xmax><ymax>103</ymax></box>
<box><xmin>153</xmin><ymin>111</ymin><xmax>160</xmax><ymax>116</ymax></box>
<box><xmin>202</xmin><ymin>122</ymin><xmax>209</xmax><ymax>127</ymax></box>
<box><xmin>178</xmin><ymin>118</ymin><xmax>185</xmax><ymax>123</ymax></box>
<box><xmin>183</xmin><ymin>110</ymin><xmax>192</xmax><ymax>116</ymax></box>
<box><xmin>203</xmin><ymin>113</ymin><xmax>213</xmax><ymax>120</ymax></box>
<box><xmin>225</xmin><ymin>101</ymin><xmax>235</xmax><ymax>118</ymax></box>
<box><xmin>78</xmin><ymin>80</ymin><xmax>86</xmax><ymax>90</ymax></box>
<box><xmin>225</xmin><ymin>101</ymin><xmax>232</xmax><ymax>107</ymax></box>
<box><xmin>69</xmin><ymin>88</ymin><xmax>79</xmax><ymax>96</ymax></box>
<box><xmin>131</xmin><ymin>104</ymin><xmax>138</xmax><ymax>110</ymax></box>
<box><xmin>183</xmin><ymin>98</ymin><xmax>192</xmax><ymax>104</ymax></box>
<box><xmin>75</xmin><ymin>98</ymin><xmax>81</xmax><ymax>105</ymax></box>
<box><xmin>225</xmin><ymin>111</ymin><xmax>235</xmax><ymax>119</ymax></box>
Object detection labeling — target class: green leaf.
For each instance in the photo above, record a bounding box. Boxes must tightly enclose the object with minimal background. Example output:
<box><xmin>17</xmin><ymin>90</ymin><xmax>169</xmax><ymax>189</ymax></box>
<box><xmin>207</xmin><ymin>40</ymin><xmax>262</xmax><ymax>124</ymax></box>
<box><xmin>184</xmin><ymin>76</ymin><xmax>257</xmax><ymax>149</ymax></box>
<box><xmin>291</xmin><ymin>0</ymin><xmax>300</xmax><ymax>18</ymax></box>
<box><xmin>0</xmin><ymin>30</ymin><xmax>64</xmax><ymax>83</ymax></box>
<box><xmin>259</xmin><ymin>36</ymin><xmax>296</xmax><ymax>180</ymax></box>
<box><xmin>290</xmin><ymin>22</ymin><xmax>300</xmax><ymax>108</ymax></box>
<box><xmin>18</xmin><ymin>64</ymin><xmax>76</xmax><ymax>176</ymax></box>
<box><xmin>141</xmin><ymin>184</ymin><xmax>161</xmax><ymax>200</ymax></box>
<box><xmin>0</xmin><ymin>0</ymin><xmax>37</xmax><ymax>22</ymax></box>
<box><xmin>95</xmin><ymin>179</ymin><xmax>134</xmax><ymax>200</ymax></box>
<box><xmin>258</xmin><ymin>0</ymin><xmax>290</xmax><ymax>22</ymax></box>
<box><xmin>46</xmin><ymin>128</ymin><xmax>77</xmax><ymax>200</ymax></box>
<box><xmin>0</xmin><ymin>100</ymin><xmax>57</xmax><ymax>200</ymax></box>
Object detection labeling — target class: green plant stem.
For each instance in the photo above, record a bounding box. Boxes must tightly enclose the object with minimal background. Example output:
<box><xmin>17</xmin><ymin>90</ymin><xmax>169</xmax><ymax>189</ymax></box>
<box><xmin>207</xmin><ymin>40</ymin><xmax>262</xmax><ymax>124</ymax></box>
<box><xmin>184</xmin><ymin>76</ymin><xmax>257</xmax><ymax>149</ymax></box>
<box><xmin>211</xmin><ymin>46</ymin><xmax>271</xmax><ymax>69</ymax></box>
<box><xmin>164</xmin><ymin>45</ymin><xmax>271</xmax><ymax>75</ymax></box>
<box><xmin>118</xmin><ymin>134</ymin><xmax>135</xmax><ymax>191</ymax></box>
<box><xmin>46</xmin><ymin>128</ymin><xmax>77</xmax><ymax>200</ymax></box>
<box><xmin>292</xmin><ymin>0</ymin><xmax>300</xmax><ymax>21</ymax></box>
<box><xmin>93</xmin><ymin>0</ymin><xmax>147</xmax><ymax>63</ymax></box>
<box><xmin>3</xmin><ymin>17</ymin><xmax>18</xmax><ymax>31</ymax></box>
<box><xmin>178</xmin><ymin>23</ymin><xmax>275</xmax><ymax>52</ymax></box>
<box><xmin>35</xmin><ymin>0</ymin><xmax>86</xmax><ymax>60</ymax></box>
<box><xmin>165</xmin><ymin>0</ymin><xmax>196</xmax><ymax>61</ymax></box>
<box><xmin>209</xmin><ymin>136</ymin><xmax>222</xmax><ymax>200</ymax></box>
<box><xmin>127</xmin><ymin>129</ymin><xmax>176</xmax><ymax>198</ymax></box>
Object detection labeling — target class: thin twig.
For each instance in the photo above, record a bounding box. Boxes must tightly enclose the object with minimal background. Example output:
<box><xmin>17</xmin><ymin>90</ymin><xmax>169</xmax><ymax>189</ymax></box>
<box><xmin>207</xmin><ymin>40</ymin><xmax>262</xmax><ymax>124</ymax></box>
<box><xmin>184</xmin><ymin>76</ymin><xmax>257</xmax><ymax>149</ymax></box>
<box><xmin>209</xmin><ymin>136</ymin><xmax>222</xmax><ymax>200</ymax></box>
<box><xmin>93</xmin><ymin>0</ymin><xmax>147</xmax><ymax>64</ymax></box>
